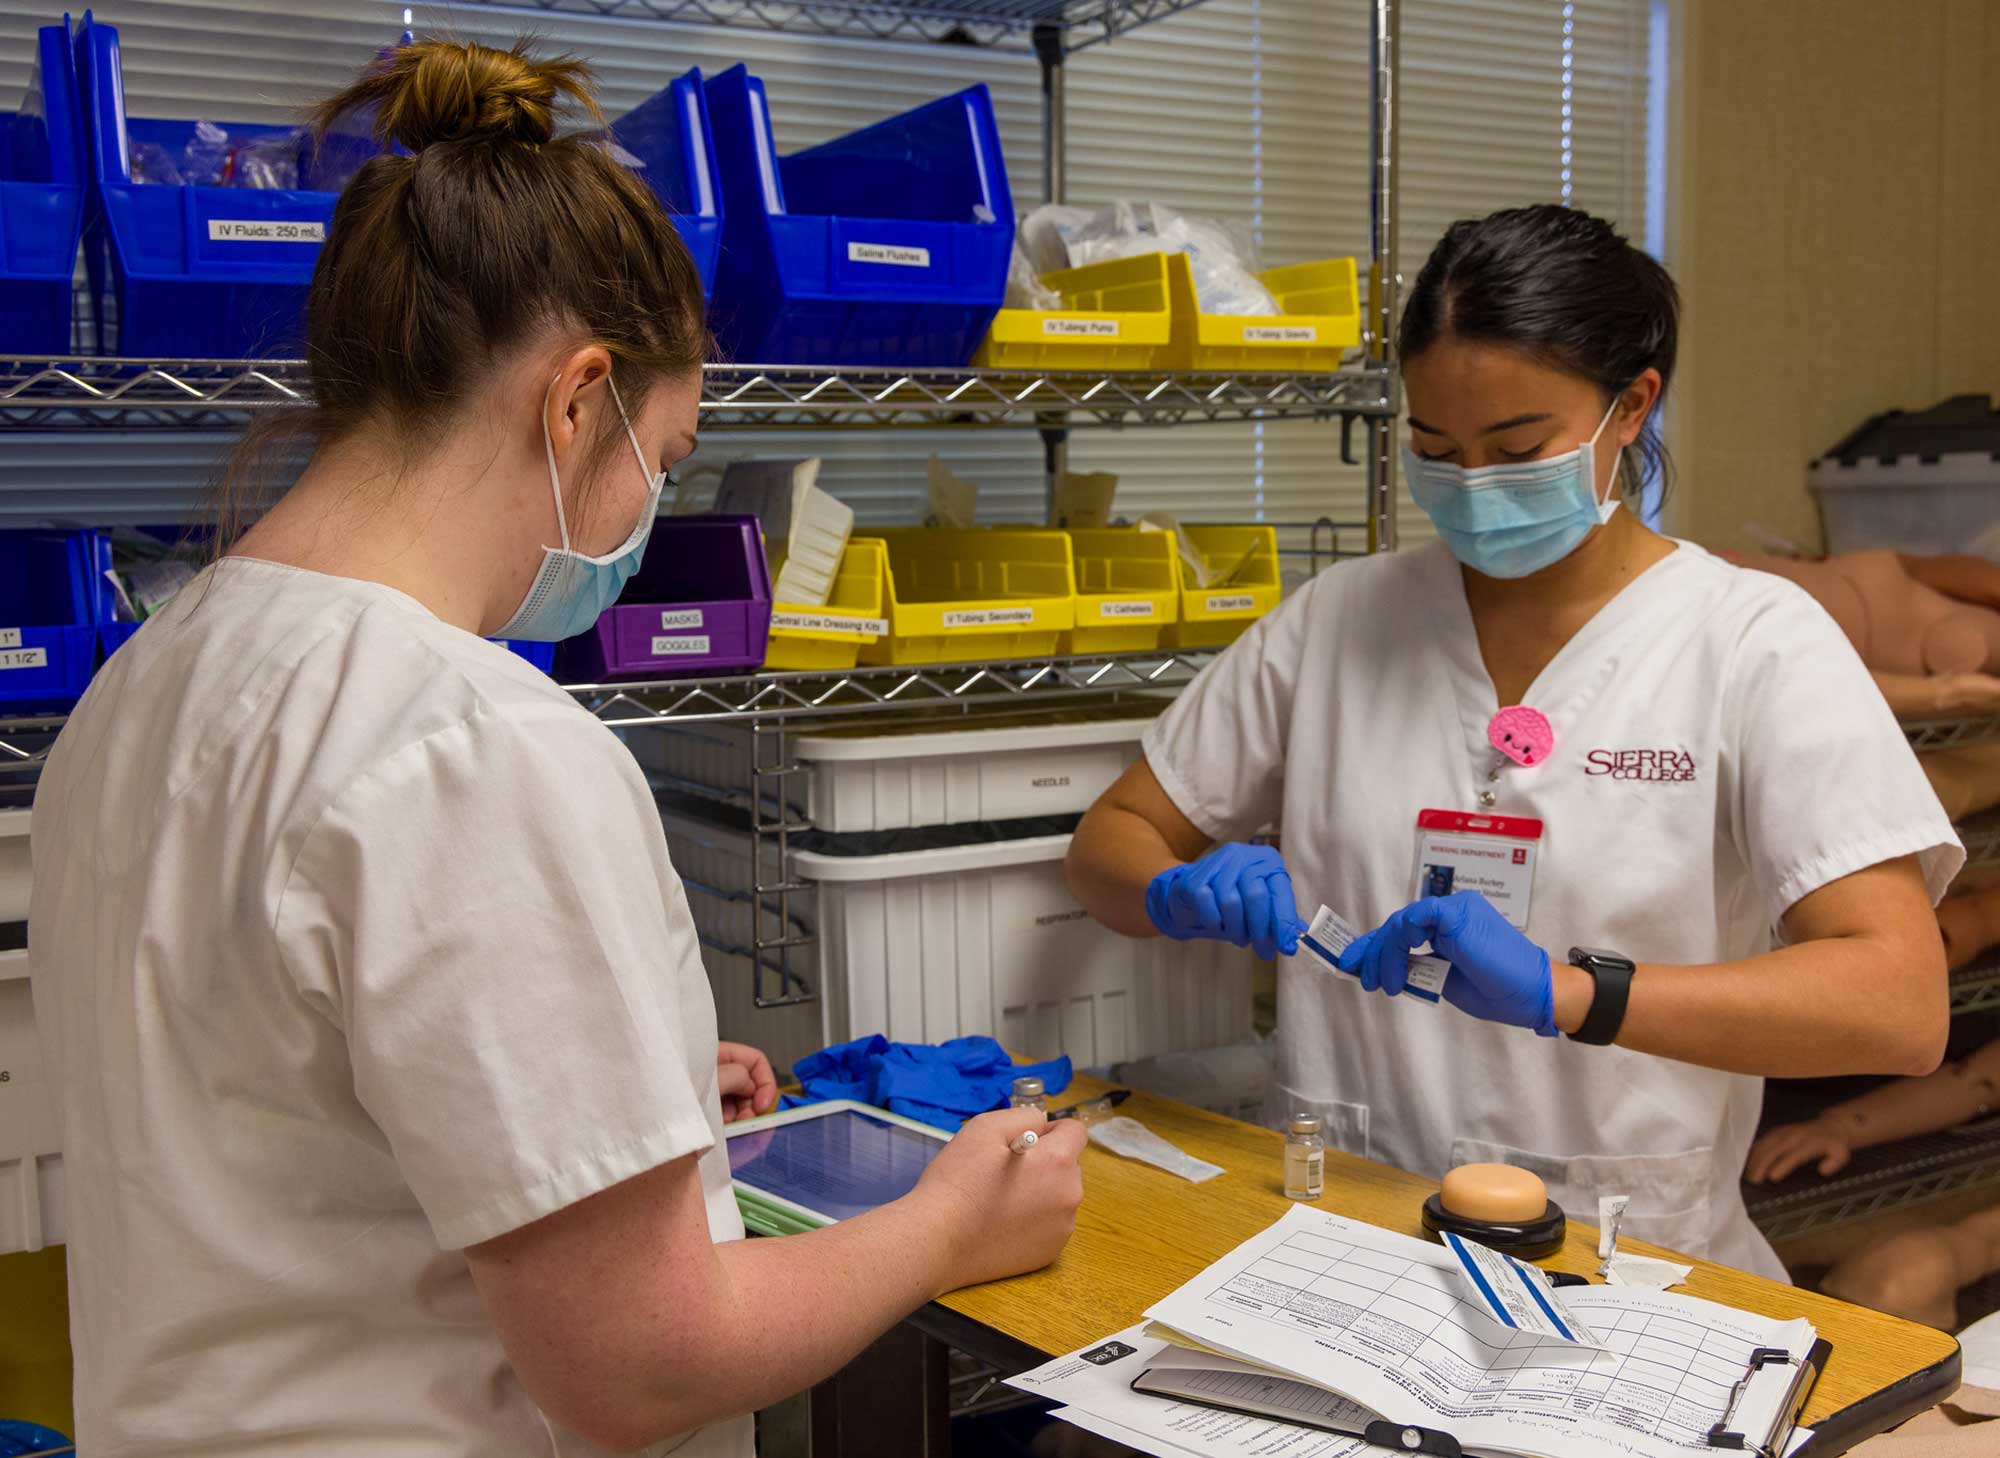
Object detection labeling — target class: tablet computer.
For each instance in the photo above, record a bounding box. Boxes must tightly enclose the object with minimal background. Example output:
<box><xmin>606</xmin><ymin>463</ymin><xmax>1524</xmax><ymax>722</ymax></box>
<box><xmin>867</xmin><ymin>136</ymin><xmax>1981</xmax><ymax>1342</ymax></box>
<box><xmin>726</xmin><ymin>1100</ymin><xmax>951</xmax><ymax>1236</ymax></box>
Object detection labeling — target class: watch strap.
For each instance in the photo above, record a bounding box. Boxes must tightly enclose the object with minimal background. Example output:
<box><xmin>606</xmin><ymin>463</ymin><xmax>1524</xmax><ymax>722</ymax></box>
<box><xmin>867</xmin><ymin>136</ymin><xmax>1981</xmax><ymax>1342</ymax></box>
<box><xmin>1567</xmin><ymin>946</ymin><xmax>1635</xmax><ymax>1046</ymax></box>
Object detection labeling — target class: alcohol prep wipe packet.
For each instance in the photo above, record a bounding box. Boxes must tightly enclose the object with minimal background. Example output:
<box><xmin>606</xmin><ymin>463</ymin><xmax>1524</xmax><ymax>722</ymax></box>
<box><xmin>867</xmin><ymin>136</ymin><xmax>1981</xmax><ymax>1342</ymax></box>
<box><xmin>1444</xmin><ymin>1232</ymin><xmax>1607</xmax><ymax>1348</ymax></box>
<box><xmin>1298</xmin><ymin>904</ymin><xmax>1449</xmax><ymax>1003</ymax></box>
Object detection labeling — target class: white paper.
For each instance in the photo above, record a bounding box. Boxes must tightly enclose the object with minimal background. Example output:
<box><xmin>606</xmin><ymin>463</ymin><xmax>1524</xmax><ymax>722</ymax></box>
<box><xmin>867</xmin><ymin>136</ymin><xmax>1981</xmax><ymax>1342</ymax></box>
<box><xmin>1089</xmin><ymin>1116</ymin><xmax>1224</xmax><ymax>1183</ymax></box>
<box><xmin>1144</xmin><ymin>1204</ymin><xmax>1816</xmax><ymax>1458</ymax></box>
<box><xmin>1008</xmin><ymin>1326</ymin><xmax>1380</xmax><ymax>1458</ymax></box>
<box><xmin>1444</xmin><ymin>1232</ymin><xmax>1603</xmax><ymax>1347</ymax></box>
<box><xmin>1298</xmin><ymin>905</ymin><xmax>1446</xmax><ymax>1004</ymax></box>
<box><xmin>927</xmin><ymin>455</ymin><xmax>978</xmax><ymax>528</ymax></box>
<box><xmin>207</xmin><ymin>218</ymin><xmax>323</xmax><ymax>242</ymax></box>
<box><xmin>712</xmin><ymin>458</ymin><xmax>850</xmax><ymax>608</ymax></box>
<box><xmin>1139</xmin><ymin>511</ymin><xmax>1215</xmax><ymax>588</ymax></box>
<box><xmin>1602</xmin><ymin>1254</ymin><xmax>1694</xmax><ymax>1291</ymax></box>
<box><xmin>1052</xmin><ymin>469</ymin><xmax>1119</xmax><ymax>528</ymax></box>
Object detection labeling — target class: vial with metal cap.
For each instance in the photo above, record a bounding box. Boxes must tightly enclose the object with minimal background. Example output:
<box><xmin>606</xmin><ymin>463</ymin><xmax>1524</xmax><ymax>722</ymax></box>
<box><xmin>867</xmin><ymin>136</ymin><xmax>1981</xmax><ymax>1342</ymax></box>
<box><xmin>1010</xmin><ymin>1076</ymin><xmax>1047</xmax><ymax>1112</ymax></box>
<box><xmin>1285</xmin><ymin>1113</ymin><xmax>1324</xmax><ymax>1201</ymax></box>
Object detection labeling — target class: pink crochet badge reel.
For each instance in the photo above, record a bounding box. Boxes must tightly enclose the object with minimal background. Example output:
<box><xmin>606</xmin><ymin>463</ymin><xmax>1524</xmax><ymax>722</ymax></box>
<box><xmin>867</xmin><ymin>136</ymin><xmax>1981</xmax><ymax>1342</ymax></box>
<box><xmin>1488</xmin><ymin>705</ymin><xmax>1555</xmax><ymax>768</ymax></box>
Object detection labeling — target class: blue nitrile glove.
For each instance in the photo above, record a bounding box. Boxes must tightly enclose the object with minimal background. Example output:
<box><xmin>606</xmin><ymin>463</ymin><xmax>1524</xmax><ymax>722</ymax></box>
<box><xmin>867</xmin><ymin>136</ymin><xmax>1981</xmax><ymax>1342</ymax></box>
<box><xmin>1145</xmin><ymin>843</ymin><xmax>1304</xmax><ymax>962</ymax></box>
<box><xmin>1336</xmin><ymin>890</ymin><xmax>1556</xmax><ymax>1036</ymax></box>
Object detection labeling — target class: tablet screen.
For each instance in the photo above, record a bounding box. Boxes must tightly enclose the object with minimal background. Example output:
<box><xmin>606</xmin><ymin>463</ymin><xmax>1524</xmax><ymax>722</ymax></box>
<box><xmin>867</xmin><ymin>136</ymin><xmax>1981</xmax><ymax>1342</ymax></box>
<box><xmin>728</xmin><ymin>1108</ymin><xmax>946</xmax><ymax>1222</ymax></box>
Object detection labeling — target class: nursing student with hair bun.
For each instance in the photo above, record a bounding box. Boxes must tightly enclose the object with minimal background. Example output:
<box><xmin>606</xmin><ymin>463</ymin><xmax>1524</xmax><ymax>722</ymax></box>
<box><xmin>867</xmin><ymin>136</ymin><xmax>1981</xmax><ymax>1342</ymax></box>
<box><xmin>1070</xmin><ymin>204</ymin><xmax>1961</xmax><ymax>1280</ymax></box>
<box><xmin>30</xmin><ymin>38</ymin><xmax>1083</xmax><ymax>1457</ymax></box>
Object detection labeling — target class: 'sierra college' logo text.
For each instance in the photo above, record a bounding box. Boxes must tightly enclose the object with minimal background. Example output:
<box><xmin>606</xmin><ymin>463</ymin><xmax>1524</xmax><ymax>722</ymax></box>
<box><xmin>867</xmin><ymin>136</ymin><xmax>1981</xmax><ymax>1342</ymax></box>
<box><xmin>1584</xmin><ymin>748</ymin><xmax>1697</xmax><ymax>782</ymax></box>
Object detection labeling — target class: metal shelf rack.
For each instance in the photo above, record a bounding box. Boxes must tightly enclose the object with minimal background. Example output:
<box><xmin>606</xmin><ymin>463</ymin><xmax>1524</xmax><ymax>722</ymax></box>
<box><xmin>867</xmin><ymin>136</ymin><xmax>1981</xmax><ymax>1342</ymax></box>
<box><xmin>1905</xmin><ymin>712</ymin><xmax>2000</xmax><ymax>755</ymax></box>
<box><xmin>0</xmin><ymin>356</ymin><xmax>1395</xmax><ymax>432</ymax></box>
<box><xmin>463</xmin><ymin>0</ymin><xmax>1211</xmax><ymax>51</ymax></box>
<box><xmin>1745</xmin><ymin>1119</ymin><xmax>2000</xmax><ymax>1245</ymax></box>
<box><xmin>1952</xmin><ymin>951</ymin><xmax>2000</xmax><ymax>1019</ymax></box>
<box><xmin>569</xmin><ymin>648</ymin><xmax>1212</xmax><ymax>729</ymax></box>
<box><xmin>3</xmin><ymin>0</ymin><xmax>1404</xmax><ymax>1029</ymax></box>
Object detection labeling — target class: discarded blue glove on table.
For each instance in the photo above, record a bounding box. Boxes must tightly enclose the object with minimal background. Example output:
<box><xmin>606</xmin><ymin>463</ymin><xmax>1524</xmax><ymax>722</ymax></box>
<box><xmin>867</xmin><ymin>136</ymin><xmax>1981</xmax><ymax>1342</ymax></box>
<box><xmin>785</xmin><ymin>1034</ymin><xmax>1072</xmax><ymax>1131</ymax></box>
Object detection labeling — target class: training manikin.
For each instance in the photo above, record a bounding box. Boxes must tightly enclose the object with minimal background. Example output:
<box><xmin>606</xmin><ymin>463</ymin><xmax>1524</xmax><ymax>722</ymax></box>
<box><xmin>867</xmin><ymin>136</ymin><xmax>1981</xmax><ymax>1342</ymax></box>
<box><xmin>1735</xmin><ymin>549</ymin><xmax>2000</xmax><ymax>1338</ymax></box>
<box><xmin>1735</xmin><ymin>549</ymin><xmax>2000</xmax><ymax>816</ymax></box>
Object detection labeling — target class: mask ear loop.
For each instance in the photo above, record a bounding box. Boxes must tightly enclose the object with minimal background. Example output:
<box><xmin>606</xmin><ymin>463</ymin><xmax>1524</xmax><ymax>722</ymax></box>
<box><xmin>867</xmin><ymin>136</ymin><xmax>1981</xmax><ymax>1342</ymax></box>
<box><xmin>540</xmin><ymin>373</ymin><xmax>574</xmax><ymax>553</ymax></box>
<box><xmin>1586</xmin><ymin>392</ymin><xmax>1626</xmax><ymax>516</ymax></box>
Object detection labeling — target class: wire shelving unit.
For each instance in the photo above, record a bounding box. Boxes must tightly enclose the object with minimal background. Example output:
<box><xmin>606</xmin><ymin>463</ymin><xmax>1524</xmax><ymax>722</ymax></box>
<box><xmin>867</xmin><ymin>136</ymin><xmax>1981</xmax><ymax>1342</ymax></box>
<box><xmin>1</xmin><ymin>0</ymin><xmax>1406</xmax><ymax>1029</ymax></box>
<box><xmin>1745</xmin><ymin>1119</ymin><xmax>2000</xmax><ymax>1245</ymax></box>
<box><xmin>462</xmin><ymin>0</ymin><xmax>1214</xmax><ymax>51</ymax></box>
<box><xmin>0</xmin><ymin>356</ymin><xmax>1395</xmax><ymax>431</ymax></box>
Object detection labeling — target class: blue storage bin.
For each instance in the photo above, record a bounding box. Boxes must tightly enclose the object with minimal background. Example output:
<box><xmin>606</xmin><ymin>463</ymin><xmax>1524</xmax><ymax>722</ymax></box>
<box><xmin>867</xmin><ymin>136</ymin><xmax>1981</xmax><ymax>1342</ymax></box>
<box><xmin>0</xmin><ymin>15</ymin><xmax>87</xmax><ymax>355</ymax></box>
<box><xmin>610</xmin><ymin>67</ymin><xmax>723</xmax><ymax>298</ymax></box>
<box><xmin>704</xmin><ymin>66</ymin><xmax>1013</xmax><ymax>367</ymax></box>
<box><xmin>0</xmin><ymin>529</ymin><xmax>104</xmax><ymax>710</ymax></box>
<box><xmin>75</xmin><ymin>13</ymin><xmax>371</xmax><ymax>358</ymax></box>
<box><xmin>500</xmin><ymin>639</ymin><xmax>557</xmax><ymax>674</ymax></box>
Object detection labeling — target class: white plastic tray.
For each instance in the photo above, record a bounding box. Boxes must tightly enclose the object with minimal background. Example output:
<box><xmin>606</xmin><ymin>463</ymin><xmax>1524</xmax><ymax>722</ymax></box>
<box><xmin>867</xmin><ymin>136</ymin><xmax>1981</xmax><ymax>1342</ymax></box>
<box><xmin>0</xmin><ymin>807</ymin><xmax>58</xmax><ymax>1254</ymax></box>
<box><xmin>1810</xmin><ymin>452</ymin><xmax>2000</xmax><ymax>556</ymax></box>
<box><xmin>660</xmin><ymin>802</ymin><xmax>1254</xmax><ymax>1076</ymax></box>
<box><xmin>628</xmin><ymin>702</ymin><xmax>1165</xmax><ymax>833</ymax></box>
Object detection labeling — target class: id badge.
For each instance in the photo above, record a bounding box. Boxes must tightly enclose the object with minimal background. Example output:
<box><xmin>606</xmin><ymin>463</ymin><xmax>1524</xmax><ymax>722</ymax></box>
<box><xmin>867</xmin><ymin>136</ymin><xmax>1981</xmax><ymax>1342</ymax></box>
<box><xmin>1412</xmin><ymin>809</ymin><xmax>1544</xmax><ymax>930</ymax></box>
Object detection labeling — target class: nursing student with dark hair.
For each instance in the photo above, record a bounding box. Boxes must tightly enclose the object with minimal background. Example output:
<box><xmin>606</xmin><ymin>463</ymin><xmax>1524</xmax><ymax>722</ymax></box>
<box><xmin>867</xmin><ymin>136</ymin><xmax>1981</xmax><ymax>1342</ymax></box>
<box><xmin>1067</xmin><ymin>204</ymin><xmax>1960</xmax><ymax>1278</ymax></box>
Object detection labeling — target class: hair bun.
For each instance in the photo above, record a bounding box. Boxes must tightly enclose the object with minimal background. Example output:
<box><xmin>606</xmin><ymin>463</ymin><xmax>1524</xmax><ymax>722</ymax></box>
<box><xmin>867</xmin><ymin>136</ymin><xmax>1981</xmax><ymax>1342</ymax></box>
<box><xmin>325</xmin><ymin>38</ymin><xmax>600</xmax><ymax>154</ymax></box>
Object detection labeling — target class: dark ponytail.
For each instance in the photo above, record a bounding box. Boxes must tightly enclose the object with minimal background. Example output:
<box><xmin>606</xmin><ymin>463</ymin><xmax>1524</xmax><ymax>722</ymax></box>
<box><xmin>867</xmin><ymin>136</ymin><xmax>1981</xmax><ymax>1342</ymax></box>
<box><xmin>1398</xmin><ymin>205</ymin><xmax>1678</xmax><ymax>502</ymax></box>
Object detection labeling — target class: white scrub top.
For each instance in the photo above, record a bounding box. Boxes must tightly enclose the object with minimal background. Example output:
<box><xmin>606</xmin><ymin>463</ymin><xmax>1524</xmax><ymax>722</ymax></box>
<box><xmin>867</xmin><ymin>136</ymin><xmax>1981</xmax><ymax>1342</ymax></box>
<box><xmin>30</xmin><ymin>558</ymin><xmax>750</xmax><ymax>1458</ymax></box>
<box><xmin>1144</xmin><ymin>540</ymin><xmax>1961</xmax><ymax>1279</ymax></box>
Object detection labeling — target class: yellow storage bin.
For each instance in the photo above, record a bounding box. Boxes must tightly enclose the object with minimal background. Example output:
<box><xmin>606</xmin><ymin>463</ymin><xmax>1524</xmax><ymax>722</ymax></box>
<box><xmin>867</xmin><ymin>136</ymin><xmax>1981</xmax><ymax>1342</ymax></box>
<box><xmin>1162</xmin><ymin>525</ymin><xmax>1282</xmax><ymax>649</ymax></box>
<box><xmin>1164</xmin><ymin>253</ymin><xmax>1361</xmax><ymax>373</ymax></box>
<box><xmin>972</xmin><ymin>253</ymin><xmax>1175</xmax><ymax>371</ymax></box>
<box><xmin>1064</xmin><ymin>527</ymin><xmax>1181</xmax><ymax>653</ymax></box>
<box><xmin>857</xmin><ymin>528</ymin><xmax>1076</xmax><ymax>665</ymax></box>
<box><xmin>763</xmin><ymin>538</ymin><xmax>890</xmax><ymax>671</ymax></box>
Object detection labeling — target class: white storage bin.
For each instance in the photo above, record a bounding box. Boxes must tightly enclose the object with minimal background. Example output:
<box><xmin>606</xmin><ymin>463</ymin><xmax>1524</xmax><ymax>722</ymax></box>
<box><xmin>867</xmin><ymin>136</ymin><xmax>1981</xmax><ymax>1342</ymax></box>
<box><xmin>1</xmin><ymin>804</ymin><xmax>28</xmax><ymax>924</ymax></box>
<box><xmin>660</xmin><ymin>803</ymin><xmax>1254</xmax><ymax>1076</ymax></box>
<box><xmin>627</xmin><ymin>701</ymin><xmax>1165</xmax><ymax>833</ymax></box>
<box><xmin>1810</xmin><ymin>454</ymin><xmax>2000</xmax><ymax>556</ymax></box>
<box><xmin>1809</xmin><ymin>395</ymin><xmax>2000</xmax><ymax>556</ymax></box>
<box><xmin>0</xmin><ymin>806</ymin><xmax>60</xmax><ymax>1254</ymax></box>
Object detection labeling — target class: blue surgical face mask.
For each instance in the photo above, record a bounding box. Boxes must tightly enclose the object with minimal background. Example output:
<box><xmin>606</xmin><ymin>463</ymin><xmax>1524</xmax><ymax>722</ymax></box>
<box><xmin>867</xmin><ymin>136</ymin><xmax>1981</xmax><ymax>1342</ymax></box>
<box><xmin>493</xmin><ymin>376</ymin><xmax>667</xmax><ymax>642</ymax></box>
<box><xmin>1404</xmin><ymin>396</ymin><xmax>1624</xmax><ymax>579</ymax></box>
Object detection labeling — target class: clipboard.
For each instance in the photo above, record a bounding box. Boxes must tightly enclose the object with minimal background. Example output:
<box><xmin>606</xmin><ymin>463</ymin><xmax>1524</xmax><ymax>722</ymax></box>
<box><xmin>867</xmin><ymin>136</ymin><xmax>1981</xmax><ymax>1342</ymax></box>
<box><xmin>1130</xmin><ymin>1334</ymin><xmax>1830</xmax><ymax>1458</ymax></box>
<box><xmin>1708</xmin><ymin>1338</ymin><xmax>1832</xmax><ymax>1458</ymax></box>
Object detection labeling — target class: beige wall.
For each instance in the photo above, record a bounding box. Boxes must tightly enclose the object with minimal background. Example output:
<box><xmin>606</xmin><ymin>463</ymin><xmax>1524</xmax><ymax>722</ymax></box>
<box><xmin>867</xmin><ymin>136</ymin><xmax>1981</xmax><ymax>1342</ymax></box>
<box><xmin>1668</xmin><ymin>0</ymin><xmax>2000</xmax><ymax>553</ymax></box>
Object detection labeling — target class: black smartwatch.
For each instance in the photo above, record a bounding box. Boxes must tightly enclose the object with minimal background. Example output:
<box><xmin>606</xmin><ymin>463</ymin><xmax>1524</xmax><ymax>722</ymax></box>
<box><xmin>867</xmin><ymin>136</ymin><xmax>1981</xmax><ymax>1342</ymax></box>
<box><xmin>1566</xmin><ymin>946</ymin><xmax>1635</xmax><ymax>1046</ymax></box>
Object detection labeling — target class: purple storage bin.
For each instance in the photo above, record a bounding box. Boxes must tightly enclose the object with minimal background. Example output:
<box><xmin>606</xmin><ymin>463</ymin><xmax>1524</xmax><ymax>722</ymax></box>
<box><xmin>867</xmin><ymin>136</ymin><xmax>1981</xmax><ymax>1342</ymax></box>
<box><xmin>557</xmin><ymin>515</ymin><xmax>772</xmax><ymax>681</ymax></box>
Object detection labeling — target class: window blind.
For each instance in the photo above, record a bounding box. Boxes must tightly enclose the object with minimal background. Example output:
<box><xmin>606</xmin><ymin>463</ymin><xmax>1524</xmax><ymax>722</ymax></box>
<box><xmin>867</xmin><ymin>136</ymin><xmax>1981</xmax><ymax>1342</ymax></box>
<box><xmin>0</xmin><ymin>0</ymin><xmax>1653</xmax><ymax>541</ymax></box>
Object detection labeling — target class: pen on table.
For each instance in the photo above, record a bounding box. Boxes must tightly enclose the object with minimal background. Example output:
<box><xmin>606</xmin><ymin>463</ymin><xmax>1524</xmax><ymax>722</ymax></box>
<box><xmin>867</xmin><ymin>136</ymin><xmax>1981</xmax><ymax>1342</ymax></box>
<box><xmin>1009</xmin><ymin>1130</ymin><xmax>1039</xmax><ymax>1155</ymax></box>
<box><xmin>1047</xmin><ymin>1089</ymin><xmax>1132</xmax><ymax>1122</ymax></box>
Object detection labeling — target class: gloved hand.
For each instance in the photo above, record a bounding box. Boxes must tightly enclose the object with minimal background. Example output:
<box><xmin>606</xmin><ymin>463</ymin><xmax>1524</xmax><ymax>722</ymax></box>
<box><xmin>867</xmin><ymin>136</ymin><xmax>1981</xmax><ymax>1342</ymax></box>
<box><xmin>1145</xmin><ymin>843</ymin><xmax>1303</xmax><ymax>962</ymax></box>
<box><xmin>1336</xmin><ymin>890</ymin><xmax>1556</xmax><ymax>1036</ymax></box>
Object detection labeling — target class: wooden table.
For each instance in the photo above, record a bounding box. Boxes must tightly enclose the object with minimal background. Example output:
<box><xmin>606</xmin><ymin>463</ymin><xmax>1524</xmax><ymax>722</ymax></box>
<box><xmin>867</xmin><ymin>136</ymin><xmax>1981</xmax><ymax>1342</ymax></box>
<box><xmin>809</xmin><ymin>1073</ymin><xmax>1963</xmax><ymax>1457</ymax></box>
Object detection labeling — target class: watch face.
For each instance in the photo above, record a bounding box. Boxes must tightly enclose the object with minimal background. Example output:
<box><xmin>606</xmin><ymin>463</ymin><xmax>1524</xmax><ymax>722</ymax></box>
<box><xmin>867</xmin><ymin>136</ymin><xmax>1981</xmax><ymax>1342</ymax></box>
<box><xmin>1572</xmin><ymin>947</ymin><xmax>1628</xmax><ymax>967</ymax></box>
